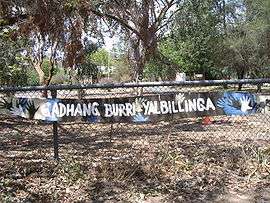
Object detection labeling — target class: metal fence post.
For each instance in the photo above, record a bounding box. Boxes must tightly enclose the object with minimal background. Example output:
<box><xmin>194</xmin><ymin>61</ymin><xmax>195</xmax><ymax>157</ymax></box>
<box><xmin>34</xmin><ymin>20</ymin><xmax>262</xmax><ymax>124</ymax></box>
<box><xmin>51</xmin><ymin>89</ymin><xmax>59</xmax><ymax>160</ymax></box>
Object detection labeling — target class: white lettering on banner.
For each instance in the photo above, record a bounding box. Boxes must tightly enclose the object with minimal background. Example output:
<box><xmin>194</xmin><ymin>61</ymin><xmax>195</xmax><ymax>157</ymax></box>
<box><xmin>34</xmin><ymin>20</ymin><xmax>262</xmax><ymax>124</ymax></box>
<box><xmin>197</xmin><ymin>98</ymin><xmax>205</xmax><ymax>111</ymax></box>
<box><xmin>125</xmin><ymin>103</ymin><xmax>134</xmax><ymax>116</ymax></box>
<box><xmin>177</xmin><ymin>101</ymin><xmax>185</xmax><ymax>113</ymax></box>
<box><xmin>104</xmin><ymin>104</ymin><xmax>113</xmax><ymax>117</ymax></box>
<box><xmin>160</xmin><ymin>101</ymin><xmax>169</xmax><ymax>114</ymax></box>
<box><xmin>59</xmin><ymin>103</ymin><xmax>67</xmax><ymax>117</ymax></box>
<box><xmin>66</xmin><ymin>104</ymin><xmax>75</xmax><ymax>116</ymax></box>
<box><xmin>52</xmin><ymin>102</ymin><xmax>60</xmax><ymax>117</ymax></box>
<box><xmin>82</xmin><ymin>103</ymin><xmax>91</xmax><ymax>116</ymax></box>
<box><xmin>118</xmin><ymin>104</ymin><xmax>127</xmax><ymax>117</ymax></box>
<box><xmin>206</xmin><ymin>98</ymin><xmax>216</xmax><ymax>111</ymax></box>
<box><xmin>172</xmin><ymin>101</ymin><xmax>178</xmax><ymax>113</ymax></box>
<box><xmin>92</xmin><ymin>102</ymin><xmax>100</xmax><ymax>116</ymax></box>
<box><xmin>74</xmin><ymin>103</ymin><xmax>83</xmax><ymax>116</ymax></box>
<box><xmin>188</xmin><ymin>99</ymin><xmax>197</xmax><ymax>112</ymax></box>
<box><xmin>40</xmin><ymin>102</ymin><xmax>52</xmax><ymax>117</ymax></box>
<box><xmin>168</xmin><ymin>101</ymin><xmax>173</xmax><ymax>114</ymax></box>
<box><xmin>40</xmin><ymin>97</ymin><xmax>216</xmax><ymax>119</ymax></box>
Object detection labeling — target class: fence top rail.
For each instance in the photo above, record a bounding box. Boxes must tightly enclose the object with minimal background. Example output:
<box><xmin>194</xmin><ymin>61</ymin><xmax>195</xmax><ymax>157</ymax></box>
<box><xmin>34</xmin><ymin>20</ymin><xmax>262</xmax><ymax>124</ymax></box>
<box><xmin>0</xmin><ymin>78</ymin><xmax>269</xmax><ymax>92</ymax></box>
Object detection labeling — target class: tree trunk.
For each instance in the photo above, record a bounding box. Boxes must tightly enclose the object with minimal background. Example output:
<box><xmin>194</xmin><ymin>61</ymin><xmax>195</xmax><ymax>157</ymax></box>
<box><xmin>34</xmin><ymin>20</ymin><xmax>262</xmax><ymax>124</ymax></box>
<box><xmin>134</xmin><ymin>61</ymin><xmax>145</xmax><ymax>81</ymax></box>
<box><xmin>266</xmin><ymin>28</ymin><xmax>270</xmax><ymax>60</ymax></box>
<box><xmin>34</xmin><ymin>63</ymin><xmax>45</xmax><ymax>84</ymax></box>
<box><xmin>222</xmin><ymin>0</ymin><xmax>227</xmax><ymax>36</ymax></box>
<box><xmin>129</xmin><ymin>36</ymin><xmax>145</xmax><ymax>81</ymax></box>
<box><xmin>45</xmin><ymin>61</ymin><xmax>55</xmax><ymax>86</ymax></box>
<box><xmin>34</xmin><ymin>61</ymin><xmax>56</xmax><ymax>98</ymax></box>
<box><xmin>237</xmin><ymin>68</ymin><xmax>245</xmax><ymax>91</ymax></box>
<box><xmin>34</xmin><ymin>62</ymin><xmax>48</xmax><ymax>97</ymax></box>
<box><xmin>257</xmin><ymin>84</ymin><xmax>262</xmax><ymax>93</ymax></box>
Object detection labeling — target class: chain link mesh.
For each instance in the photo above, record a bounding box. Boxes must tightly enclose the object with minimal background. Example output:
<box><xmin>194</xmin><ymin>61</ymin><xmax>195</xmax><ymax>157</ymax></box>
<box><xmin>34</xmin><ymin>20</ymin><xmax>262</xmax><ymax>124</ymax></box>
<box><xmin>0</xmin><ymin>82</ymin><xmax>269</xmax><ymax>157</ymax></box>
<box><xmin>1</xmin><ymin>81</ymin><xmax>270</xmax><ymax>201</ymax></box>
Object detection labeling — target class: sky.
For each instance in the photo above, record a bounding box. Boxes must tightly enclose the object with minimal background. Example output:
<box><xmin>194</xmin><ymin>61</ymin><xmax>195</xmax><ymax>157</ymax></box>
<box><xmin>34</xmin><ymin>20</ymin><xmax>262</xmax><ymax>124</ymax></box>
<box><xmin>103</xmin><ymin>35</ymin><xmax>116</xmax><ymax>51</ymax></box>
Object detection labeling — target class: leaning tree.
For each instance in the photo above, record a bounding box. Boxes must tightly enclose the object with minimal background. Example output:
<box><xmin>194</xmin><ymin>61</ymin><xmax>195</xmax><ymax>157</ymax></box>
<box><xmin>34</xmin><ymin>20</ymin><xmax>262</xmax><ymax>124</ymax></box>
<box><xmin>1</xmin><ymin>0</ymin><xmax>183</xmax><ymax>82</ymax></box>
<box><xmin>86</xmin><ymin>0</ymin><xmax>181</xmax><ymax>80</ymax></box>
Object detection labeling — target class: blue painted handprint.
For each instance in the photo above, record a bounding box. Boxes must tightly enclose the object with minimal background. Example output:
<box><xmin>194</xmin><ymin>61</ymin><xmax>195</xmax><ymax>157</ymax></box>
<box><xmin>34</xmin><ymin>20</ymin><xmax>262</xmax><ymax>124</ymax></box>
<box><xmin>133</xmin><ymin>112</ymin><xmax>149</xmax><ymax>123</ymax></box>
<box><xmin>217</xmin><ymin>92</ymin><xmax>256</xmax><ymax>116</ymax></box>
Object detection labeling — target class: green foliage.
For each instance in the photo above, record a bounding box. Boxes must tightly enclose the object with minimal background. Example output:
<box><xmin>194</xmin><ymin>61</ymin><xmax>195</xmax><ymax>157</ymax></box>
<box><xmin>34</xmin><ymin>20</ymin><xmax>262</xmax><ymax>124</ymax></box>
<box><xmin>42</xmin><ymin>60</ymin><xmax>59</xmax><ymax>78</ymax></box>
<box><xmin>50</xmin><ymin>70</ymin><xmax>70</xmax><ymax>85</ymax></box>
<box><xmin>154</xmin><ymin>0</ymin><xmax>270</xmax><ymax>80</ymax></box>
<box><xmin>64</xmin><ymin>0</ymin><xmax>80</xmax><ymax>12</ymax></box>
<box><xmin>22</xmin><ymin>59</ymin><xmax>63</xmax><ymax>86</ymax></box>
<box><xmin>76</xmin><ymin>44</ymin><xmax>101</xmax><ymax>82</ymax></box>
<box><xmin>157</xmin><ymin>0</ymin><xmax>224</xmax><ymax>79</ymax></box>
<box><xmin>0</xmin><ymin>29</ymin><xmax>67</xmax><ymax>86</ymax></box>
<box><xmin>1</xmin><ymin>0</ymin><xmax>270</xmax><ymax>83</ymax></box>
<box><xmin>78</xmin><ymin>60</ymin><xmax>98</xmax><ymax>79</ymax></box>
<box><xmin>0</xmin><ymin>29</ymin><xmax>30</xmax><ymax>86</ymax></box>
<box><xmin>26</xmin><ymin>70</ymin><xmax>40</xmax><ymax>86</ymax></box>
<box><xmin>111</xmin><ymin>56</ymin><xmax>131</xmax><ymax>82</ymax></box>
<box><xmin>90</xmin><ymin>48</ymin><xmax>112</xmax><ymax>67</ymax></box>
<box><xmin>59</xmin><ymin>158</ymin><xmax>86</xmax><ymax>184</ymax></box>
<box><xmin>220</xmin><ymin>0</ymin><xmax>270</xmax><ymax>79</ymax></box>
<box><xmin>158</xmin><ymin>38</ymin><xmax>185</xmax><ymax>70</ymax></box>
<box><xmin>144</xmin><ymin>58</ymin><xmax>171</xmax><ymax>81</ymax></box>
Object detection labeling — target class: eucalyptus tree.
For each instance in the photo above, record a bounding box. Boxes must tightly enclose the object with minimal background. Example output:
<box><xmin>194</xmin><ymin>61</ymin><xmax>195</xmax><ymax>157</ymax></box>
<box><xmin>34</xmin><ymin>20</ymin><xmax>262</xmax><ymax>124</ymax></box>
<box><xmin>0</xmin><ymin>0</ymin><xmax>98</xmax><ymax>91</ymax></box>
<box><xmin>0</xmin><ymin>29</ymin><xmax>29</xmax><ymax>86</ymax></box>
<box><xmin>165</xmin><ymin>0</ymin><xmax>224</xmax><ymax>79</ymax></box>
<box><xmin>88</xmin><ymin>0</ymin><xmax>181</xmax><ymax>80</ymax></box>
<box><xmin>221</xmin><ymin>0</ymin><xmax>270</xmax><ymax>86</ymax></box>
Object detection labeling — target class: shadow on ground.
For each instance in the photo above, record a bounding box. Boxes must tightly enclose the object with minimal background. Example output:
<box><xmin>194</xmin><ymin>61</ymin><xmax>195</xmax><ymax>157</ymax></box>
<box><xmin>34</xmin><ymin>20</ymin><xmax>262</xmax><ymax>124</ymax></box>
<box><xmin>0</xmin><ymin>116</ymin><xmax>270</xmax><ymax>202</ymax></box>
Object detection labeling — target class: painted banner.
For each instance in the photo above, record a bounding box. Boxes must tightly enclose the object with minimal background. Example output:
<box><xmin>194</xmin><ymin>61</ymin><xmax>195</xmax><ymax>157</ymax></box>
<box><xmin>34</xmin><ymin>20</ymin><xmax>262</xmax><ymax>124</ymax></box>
<box><xmin>0</xmin><ymin>91</ymin><xmax>268</xmax><ymax>123</ymax></box>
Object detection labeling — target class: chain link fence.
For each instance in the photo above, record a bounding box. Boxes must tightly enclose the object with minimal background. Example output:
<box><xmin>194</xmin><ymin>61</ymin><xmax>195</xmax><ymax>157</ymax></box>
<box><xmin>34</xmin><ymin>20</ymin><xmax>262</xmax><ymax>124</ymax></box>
<box><xmin>0</xmin><ymin>79</ymin><xmax>270</xmax><ymax>160</ymax></box>
<box><xmin>0</xmin><ymin>80</ymin><xmax>270</xmax><ymax>157</ymax></box>
<box><xmin>1</xmin><ymin>79</ymin><xmax>270</xmax><ymax>201</ymax></box>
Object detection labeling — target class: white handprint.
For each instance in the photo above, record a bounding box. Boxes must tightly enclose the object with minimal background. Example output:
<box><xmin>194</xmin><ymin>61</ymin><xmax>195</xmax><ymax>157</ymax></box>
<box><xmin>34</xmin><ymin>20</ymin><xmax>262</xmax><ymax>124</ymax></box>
<box><xmin>175</xmin><ymin>93</ymin><xmax>186</xmax><ymax>103</ymax></box>
<box><xmin>10</xmin><ymin>105</ymin><xmax>27</xmax><ymax>118</ymax></box>
<box><xmin>240</xmin><ymin>96</ymin><xmax>253</xmax><ymax>112</ymax></box>
<box><xmin>134</xmin><ymin>98</ymin><xmax>147</xmax><ymax>113</ymax></box>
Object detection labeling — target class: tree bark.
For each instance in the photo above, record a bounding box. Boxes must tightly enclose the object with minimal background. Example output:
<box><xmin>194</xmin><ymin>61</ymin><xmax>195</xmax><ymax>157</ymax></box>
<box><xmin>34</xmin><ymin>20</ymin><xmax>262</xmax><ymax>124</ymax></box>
<box><xmin>34</xmin><ymin>62</ymin><xmax>45</xmax><ymax>85</ymax></box>
<box><xmin>34</xmin><ymin>61</ymin><xmax>56</xmax><ymax>98</ymax></box>
<box><xmin>237</xmin><ymin>67</ymin><xmax>245</xmax><ymax>91</ymax></box>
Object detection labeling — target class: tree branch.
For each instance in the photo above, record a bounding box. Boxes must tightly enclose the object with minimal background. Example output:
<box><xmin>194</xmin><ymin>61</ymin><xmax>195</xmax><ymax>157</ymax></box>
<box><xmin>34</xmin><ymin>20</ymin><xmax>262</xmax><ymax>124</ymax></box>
<box><xmin>154</xmin><ymin>0</ymin><xmax>176</xmax><ymax>28</ymax></box>
<box><xmin>0</xmin><ymin>14</ymin><xmax>28</xmax><ymax>28</ymax></box>
<box><xmin>89</xmin><ymin>8</ymin><xmax>142</xmax><ymax>39</ymax></box>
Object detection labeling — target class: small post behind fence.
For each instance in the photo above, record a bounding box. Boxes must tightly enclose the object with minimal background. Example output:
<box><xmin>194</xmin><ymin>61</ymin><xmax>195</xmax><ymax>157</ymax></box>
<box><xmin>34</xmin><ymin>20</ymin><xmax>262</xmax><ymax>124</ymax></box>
<box><xmin>51</xmin><ymin>89</ymin><xmax>59</xmax><ymax>160</ymax></box>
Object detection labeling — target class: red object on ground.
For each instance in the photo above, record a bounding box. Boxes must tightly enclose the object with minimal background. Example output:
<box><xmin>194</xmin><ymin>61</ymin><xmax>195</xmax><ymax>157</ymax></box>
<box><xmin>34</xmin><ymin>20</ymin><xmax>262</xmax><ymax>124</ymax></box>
<box><xmin>202</xmin><ymin>116</ymin><xmax>213</xmax><ymax>125</ymax></box>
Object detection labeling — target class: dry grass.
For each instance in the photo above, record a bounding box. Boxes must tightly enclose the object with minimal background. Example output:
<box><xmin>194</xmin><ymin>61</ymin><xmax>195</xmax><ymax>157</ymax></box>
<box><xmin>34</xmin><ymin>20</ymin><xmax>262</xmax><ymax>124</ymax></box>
<box><xmin>0</xmin><ymin>115</ymin><xmax>270</xmax><ymax>202</ymax></box>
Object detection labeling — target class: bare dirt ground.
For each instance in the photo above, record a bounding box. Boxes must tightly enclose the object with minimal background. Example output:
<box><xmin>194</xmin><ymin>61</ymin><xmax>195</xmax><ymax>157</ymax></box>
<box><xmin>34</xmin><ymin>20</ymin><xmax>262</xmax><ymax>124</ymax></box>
<box><xmin>0</xmin><ymin>114</ymin><xmax>270</xmax><ymax>202</ymax></box>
